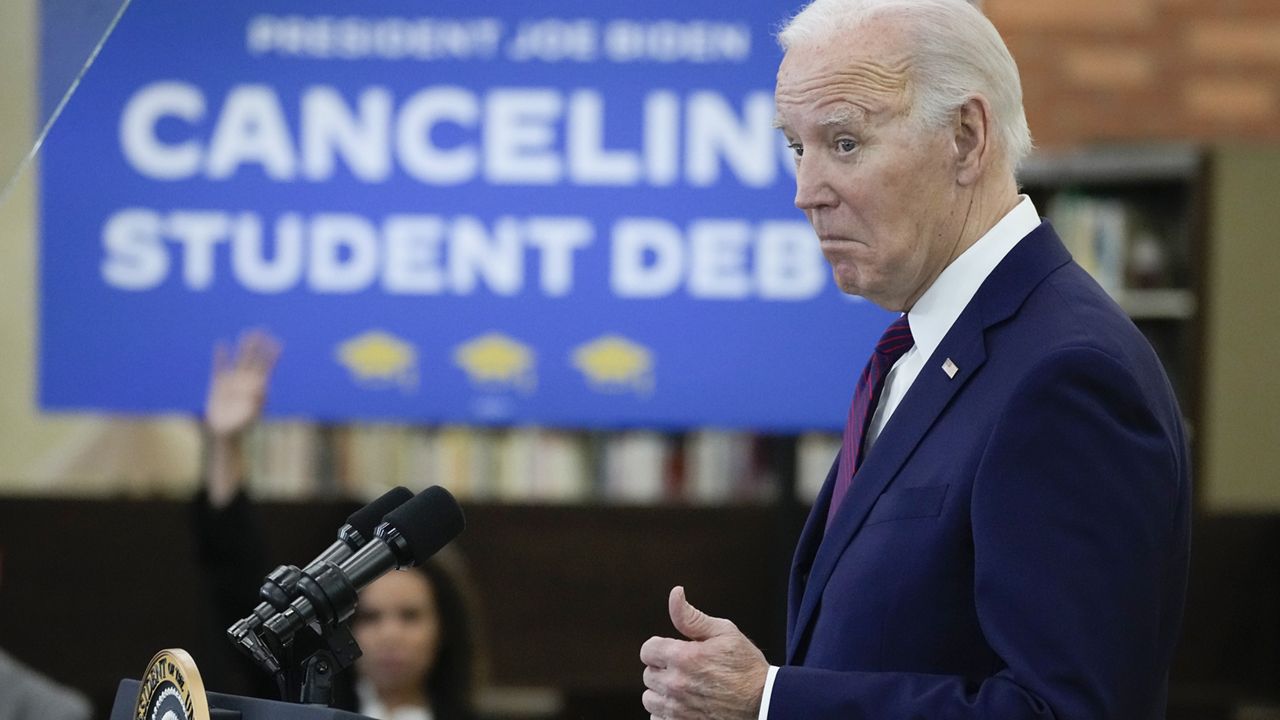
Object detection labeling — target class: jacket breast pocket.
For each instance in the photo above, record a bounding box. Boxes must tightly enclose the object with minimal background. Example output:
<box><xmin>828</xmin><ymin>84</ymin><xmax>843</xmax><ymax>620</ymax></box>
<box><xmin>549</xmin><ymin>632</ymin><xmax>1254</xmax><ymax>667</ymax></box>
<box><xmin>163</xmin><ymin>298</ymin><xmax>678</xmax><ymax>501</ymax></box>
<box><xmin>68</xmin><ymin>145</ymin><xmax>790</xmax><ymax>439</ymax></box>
<box><xmin>864</xmin><ymin>484</ymin><xmax>949</xmax><ymax>526</ymax></box>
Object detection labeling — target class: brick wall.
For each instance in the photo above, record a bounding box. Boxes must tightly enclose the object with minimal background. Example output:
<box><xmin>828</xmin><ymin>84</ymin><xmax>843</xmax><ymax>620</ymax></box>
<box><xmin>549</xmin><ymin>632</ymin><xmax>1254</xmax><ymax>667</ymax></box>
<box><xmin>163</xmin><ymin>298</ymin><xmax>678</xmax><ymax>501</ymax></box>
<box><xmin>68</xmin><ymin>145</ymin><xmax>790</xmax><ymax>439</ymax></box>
<box><xmin>985</xmin><ymin>0</ymin><xmax>1280</xmax><ymax>148</ymax></box>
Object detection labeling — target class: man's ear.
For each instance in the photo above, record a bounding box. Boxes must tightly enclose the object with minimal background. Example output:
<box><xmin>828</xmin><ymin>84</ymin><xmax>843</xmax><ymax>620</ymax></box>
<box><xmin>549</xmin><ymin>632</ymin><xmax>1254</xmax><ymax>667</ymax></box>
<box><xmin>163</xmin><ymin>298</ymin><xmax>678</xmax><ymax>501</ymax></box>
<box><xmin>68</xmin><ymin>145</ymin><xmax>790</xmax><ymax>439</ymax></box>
<box><xmin>954</xmin><ymin>95</ymin><xmax>993</xmax><ymax>186</ymax></box>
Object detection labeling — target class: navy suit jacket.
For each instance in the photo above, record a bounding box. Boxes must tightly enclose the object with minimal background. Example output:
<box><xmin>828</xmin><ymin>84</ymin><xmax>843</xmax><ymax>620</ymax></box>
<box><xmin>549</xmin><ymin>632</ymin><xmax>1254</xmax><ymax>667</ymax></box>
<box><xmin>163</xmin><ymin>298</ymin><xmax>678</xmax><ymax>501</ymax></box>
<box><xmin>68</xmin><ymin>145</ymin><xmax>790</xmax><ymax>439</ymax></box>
<box><xmin>771</xmin><ymin>223</ymin><xmax>1191</xmax><ymax>719</ymax></box>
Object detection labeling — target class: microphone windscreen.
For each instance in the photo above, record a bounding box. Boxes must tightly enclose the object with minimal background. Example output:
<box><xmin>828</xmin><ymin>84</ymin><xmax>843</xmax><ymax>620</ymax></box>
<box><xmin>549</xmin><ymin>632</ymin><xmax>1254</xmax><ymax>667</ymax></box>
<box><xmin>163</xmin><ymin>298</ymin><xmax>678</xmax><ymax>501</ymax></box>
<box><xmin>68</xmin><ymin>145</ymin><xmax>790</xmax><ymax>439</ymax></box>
<box><xmin>384</xmin><ymin>485</ymin><xmax>466</xmax><ymax>563</ymax></box>
<box><xmin>346</xmin><ymin>486</ymin><xmax>414</xmax><ymax>537</ymax></box>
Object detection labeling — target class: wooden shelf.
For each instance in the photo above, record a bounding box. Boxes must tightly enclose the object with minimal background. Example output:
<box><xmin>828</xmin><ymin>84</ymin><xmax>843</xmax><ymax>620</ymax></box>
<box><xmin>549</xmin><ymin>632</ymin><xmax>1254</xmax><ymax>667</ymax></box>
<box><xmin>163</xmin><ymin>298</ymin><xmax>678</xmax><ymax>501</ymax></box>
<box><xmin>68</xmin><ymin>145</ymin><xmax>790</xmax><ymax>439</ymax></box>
<box><xmin>1114</xmin><ymin>288</ymin><xmax>1198</xmax><ymax>320</ymax></box>
<box><xmin>1019</xmin><ymin>144</ymin><xmax>1201</xmax><ymax>186</ymax></box>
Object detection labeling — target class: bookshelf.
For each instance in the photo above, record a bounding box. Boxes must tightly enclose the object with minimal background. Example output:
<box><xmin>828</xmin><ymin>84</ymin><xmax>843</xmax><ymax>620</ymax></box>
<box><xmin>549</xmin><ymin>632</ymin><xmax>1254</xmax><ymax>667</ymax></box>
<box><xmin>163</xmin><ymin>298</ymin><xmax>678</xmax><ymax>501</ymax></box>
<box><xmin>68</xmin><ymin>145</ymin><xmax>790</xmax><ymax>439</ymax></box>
<box><xmin>1018</xmin><ymin>143</ymin><xmax>1206</xmax><ymax>427</ymax></box>
<box><xmin>245</xmin><ymin>423</ymin><xmax>803</xmax><ymax>506</ymax></box>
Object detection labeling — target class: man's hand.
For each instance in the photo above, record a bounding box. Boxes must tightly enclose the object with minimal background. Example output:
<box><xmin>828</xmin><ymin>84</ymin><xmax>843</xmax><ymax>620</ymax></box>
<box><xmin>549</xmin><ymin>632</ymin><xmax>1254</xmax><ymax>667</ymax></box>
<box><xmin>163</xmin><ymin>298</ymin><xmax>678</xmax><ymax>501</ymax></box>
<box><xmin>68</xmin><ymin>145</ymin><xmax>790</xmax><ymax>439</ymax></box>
<box><xmin>640</xmin><ymin>586</ymin><xmax>769</xmax><ymax>720</ymax></box>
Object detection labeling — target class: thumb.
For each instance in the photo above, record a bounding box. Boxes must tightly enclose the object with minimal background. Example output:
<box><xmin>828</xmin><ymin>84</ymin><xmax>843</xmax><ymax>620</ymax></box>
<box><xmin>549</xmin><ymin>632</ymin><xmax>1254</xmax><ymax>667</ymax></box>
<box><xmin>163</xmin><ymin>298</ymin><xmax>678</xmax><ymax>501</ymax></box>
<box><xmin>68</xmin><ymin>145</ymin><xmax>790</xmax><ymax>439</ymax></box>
<box><xmin>669</xmin><ymin>586</ymin><xmax>735</xmax><ymax>641</ymax></box>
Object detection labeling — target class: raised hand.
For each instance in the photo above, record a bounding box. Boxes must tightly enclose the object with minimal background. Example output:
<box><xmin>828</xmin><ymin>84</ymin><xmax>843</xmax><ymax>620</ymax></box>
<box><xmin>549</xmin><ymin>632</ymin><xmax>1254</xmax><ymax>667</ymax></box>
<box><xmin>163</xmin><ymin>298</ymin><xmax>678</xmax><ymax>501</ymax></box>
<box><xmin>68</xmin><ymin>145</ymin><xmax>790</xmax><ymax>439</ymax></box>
<box><xmin>203</xmin><ymin>330</ymin><xmax>281</xmax><ymax>508</ymax></box>
<box><xmin>205</xmin><ymin>329</ymin><xmax>281</xmax><ymax>439</ymax></box>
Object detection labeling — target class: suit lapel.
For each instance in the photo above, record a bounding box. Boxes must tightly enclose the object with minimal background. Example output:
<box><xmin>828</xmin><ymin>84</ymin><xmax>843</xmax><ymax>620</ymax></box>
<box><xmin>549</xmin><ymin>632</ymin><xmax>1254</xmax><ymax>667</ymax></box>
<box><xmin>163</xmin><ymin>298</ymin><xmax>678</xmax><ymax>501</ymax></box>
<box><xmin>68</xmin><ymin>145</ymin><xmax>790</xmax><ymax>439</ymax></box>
<box><xmin>785</xmin><ymin>222</ymin><xmax>1073</xmax><ymax>663</ymax></box>
<box><xmin>787</xmin><ymin>456</ymin><xmax>838</xmax><ymax>644</ymax></box>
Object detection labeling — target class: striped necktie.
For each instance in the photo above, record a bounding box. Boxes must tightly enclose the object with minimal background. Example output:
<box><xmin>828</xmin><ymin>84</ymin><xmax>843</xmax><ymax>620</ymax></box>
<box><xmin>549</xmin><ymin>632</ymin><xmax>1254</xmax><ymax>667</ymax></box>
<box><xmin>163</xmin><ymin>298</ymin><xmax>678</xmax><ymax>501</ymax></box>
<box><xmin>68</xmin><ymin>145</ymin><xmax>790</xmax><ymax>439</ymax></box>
<box><xmin>827</xmin><ymin>315</ymin><xmax>914</xmax><ymax>528</ymax></box>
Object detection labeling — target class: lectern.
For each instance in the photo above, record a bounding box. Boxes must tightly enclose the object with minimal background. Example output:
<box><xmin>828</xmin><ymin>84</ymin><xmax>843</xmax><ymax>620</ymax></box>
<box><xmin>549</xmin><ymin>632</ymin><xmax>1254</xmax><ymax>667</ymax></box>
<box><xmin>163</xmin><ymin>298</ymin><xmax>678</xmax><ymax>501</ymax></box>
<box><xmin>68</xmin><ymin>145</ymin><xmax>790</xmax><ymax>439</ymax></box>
<box><xmin>109</xmin><ymin>649</ymin><xmax>371</xmax><ymax>720</ymax></box>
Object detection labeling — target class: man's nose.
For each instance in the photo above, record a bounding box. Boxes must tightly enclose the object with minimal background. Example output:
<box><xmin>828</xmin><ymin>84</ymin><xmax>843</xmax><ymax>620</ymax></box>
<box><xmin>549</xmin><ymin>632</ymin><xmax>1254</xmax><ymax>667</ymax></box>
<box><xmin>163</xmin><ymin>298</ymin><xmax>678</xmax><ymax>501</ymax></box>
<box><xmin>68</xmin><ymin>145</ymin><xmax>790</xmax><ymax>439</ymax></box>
<box><xmin>793</xmin><ymin>157</ymin><xmax>837</xmax><ymax>210</ymax></box>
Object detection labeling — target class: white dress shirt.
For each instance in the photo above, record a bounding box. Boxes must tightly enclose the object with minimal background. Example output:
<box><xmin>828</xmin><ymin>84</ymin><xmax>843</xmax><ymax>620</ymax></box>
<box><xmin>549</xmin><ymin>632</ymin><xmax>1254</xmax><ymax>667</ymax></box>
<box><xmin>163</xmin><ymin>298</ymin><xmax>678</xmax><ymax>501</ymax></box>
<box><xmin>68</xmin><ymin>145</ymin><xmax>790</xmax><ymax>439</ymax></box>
<box><xmin>866</xmin><ymin>194</ymin><xmax>1041</xmax><ymax>450</ymax></box>
<box><xmin>356</xmin><ymin>678</ymin><xmax>435</xmax><ymax>720</ymax></box>
<box><xmin>757</xmin><ymin>195</ymin><xmax>1041</xmax><ymax>720</ymax></box>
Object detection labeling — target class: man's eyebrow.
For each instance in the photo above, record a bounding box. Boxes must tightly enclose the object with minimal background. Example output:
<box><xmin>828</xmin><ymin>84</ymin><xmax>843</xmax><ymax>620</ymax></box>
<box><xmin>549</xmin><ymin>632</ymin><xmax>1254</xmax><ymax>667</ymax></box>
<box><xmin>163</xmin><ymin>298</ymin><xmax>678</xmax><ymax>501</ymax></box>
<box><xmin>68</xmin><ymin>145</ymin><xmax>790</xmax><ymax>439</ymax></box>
<box><xmin>770</xmin><ymin>105</ymin><xmax>867</xmax><ymax>131</ymax></box>
<box><xmin>818</xmin><ymin>105</ymin><xmax>864</xmax><ymax>127</ymax></box>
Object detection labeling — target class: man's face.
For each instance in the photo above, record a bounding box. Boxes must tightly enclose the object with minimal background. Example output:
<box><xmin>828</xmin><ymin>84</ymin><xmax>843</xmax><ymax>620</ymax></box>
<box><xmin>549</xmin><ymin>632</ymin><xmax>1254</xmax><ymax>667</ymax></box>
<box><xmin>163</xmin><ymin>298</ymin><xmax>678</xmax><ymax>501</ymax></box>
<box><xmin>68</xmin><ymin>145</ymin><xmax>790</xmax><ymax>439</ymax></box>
<box><xmin>774</xmin><ymin>21</ymin><xmax>964</xmax><ymax>312</ymax></box>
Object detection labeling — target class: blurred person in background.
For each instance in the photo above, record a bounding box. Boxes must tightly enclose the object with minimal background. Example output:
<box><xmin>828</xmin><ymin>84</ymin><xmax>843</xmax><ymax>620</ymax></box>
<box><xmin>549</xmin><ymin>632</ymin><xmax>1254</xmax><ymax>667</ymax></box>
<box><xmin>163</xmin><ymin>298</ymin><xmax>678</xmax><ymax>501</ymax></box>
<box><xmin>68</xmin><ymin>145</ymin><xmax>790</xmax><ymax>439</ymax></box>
<box><xmin>192</xmin><ymin>330</ymin><xmax>480</xmax><ymax>720</ymax></box>
<box><xmin>0</xmin><ymin>549</ymin><xmax>93</xmax><ymax>720</ymax></box>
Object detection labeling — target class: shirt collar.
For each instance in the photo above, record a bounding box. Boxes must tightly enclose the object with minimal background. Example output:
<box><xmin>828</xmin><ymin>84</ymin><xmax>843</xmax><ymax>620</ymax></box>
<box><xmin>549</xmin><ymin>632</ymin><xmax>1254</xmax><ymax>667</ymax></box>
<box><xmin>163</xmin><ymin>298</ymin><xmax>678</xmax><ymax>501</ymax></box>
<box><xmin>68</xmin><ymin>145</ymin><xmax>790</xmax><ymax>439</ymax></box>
<box><xmin>906</xmin><ymin>195</ymin><xmax>1040</xmax><ymax>362</ymax></box>
<box><xmin>356</xmin><ymin>678</ymin><xmax>434</xmax><ymax>720</ymax></box>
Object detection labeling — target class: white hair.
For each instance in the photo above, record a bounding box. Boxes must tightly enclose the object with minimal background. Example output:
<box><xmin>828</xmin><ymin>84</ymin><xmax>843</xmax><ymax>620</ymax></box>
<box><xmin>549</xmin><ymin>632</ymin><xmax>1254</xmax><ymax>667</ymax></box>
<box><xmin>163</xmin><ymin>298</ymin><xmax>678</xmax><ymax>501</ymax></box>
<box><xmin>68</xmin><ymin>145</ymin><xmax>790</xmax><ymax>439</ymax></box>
<box><xmin>777</xmin><ymin>0</ymin><xmax>1033</xmax><ymax>171</ymax></box>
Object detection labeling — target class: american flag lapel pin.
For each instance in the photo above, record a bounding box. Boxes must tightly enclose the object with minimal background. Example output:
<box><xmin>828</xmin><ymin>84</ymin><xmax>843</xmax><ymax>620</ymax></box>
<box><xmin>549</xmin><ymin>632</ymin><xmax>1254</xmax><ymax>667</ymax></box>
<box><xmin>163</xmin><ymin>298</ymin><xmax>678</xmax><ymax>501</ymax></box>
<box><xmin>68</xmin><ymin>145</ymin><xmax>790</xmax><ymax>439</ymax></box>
<box><xmin>942</xmin><ymin>358</ymin><xmax>959</xmax><ymax>379</ymax></box>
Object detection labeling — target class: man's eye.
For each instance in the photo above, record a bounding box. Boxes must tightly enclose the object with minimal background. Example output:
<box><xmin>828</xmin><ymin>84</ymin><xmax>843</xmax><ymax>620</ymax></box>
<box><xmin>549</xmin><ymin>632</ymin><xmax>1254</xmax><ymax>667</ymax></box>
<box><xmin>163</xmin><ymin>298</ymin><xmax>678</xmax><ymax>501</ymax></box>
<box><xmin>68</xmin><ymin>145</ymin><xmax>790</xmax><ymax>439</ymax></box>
<box><xmin>788</xmin><ymin>142</ymin><xmax>804</xmax><ymax>158</ymax></box>
<box><xmin>837</xmin><ymin>139</ymin><xmax>858</xmax><ymax>153</ymax></box>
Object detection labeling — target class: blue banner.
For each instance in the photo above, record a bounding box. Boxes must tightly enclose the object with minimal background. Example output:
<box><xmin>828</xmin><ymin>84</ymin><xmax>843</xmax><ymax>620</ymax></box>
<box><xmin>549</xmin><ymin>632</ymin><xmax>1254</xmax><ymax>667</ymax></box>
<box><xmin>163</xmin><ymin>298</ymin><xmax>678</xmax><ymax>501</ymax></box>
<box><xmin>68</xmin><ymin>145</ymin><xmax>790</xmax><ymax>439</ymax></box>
<box><xmin>39</xmin><ymin>0</ymin><xmax>895</xmax><ymax>431</ymax></box>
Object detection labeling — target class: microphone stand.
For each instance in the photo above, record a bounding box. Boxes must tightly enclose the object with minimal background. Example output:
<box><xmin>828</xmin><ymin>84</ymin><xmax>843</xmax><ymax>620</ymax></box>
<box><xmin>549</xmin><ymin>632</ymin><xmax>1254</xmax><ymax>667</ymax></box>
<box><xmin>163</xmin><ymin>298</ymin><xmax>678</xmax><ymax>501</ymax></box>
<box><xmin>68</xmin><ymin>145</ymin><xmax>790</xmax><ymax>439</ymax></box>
<box><xmin>248</xmin><ymin>610</ymin><xmax>363</xmax><ymax>707</ymax></box>
<box><xmin>251</xmin><ymin>570</ymin><xmax>366</xmax><ymax>707</ymax></box>
<box><xmin>289</xmin><ymin>622</ymin><xmax>362</xmax><ymax>707</ymax></box>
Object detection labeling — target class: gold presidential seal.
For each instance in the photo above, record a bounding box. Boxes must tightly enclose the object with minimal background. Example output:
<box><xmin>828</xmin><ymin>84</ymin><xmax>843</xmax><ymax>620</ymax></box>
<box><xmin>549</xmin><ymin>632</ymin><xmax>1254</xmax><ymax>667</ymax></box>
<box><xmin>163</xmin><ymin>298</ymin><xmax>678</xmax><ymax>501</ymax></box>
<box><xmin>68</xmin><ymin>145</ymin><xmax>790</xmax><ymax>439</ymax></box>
<box><xmin>133</xmin><ymin>649</ymin><xmax>210</xmax><ymax>720</ymax></box>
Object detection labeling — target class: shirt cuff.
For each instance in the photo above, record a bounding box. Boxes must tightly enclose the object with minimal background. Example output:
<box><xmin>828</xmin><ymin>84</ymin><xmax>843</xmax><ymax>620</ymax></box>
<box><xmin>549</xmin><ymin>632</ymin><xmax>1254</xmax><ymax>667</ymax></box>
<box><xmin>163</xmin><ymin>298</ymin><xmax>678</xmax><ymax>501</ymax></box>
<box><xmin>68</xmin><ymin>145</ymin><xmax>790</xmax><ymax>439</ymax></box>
<box><xmin>757</xmin><ymin>665</ymin><xmax>779</xmax><ymax>720</ymax></box>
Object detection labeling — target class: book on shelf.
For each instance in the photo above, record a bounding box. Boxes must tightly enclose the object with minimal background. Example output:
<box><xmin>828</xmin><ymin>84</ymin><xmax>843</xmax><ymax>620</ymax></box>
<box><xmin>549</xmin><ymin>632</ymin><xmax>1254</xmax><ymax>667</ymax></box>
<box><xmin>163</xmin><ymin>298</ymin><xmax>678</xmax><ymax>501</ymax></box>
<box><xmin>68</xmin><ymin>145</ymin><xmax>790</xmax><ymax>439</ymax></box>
<box><xmin>796</xmin><ymin>432</ymin><xmax>841</xmax><ymax>504</ymax></box>
<box><xmin>245</xmin><ymin>421</ymin><xmax>320</xmax><ymax>499</ymax></box>
<box><xmin>432</xmin><ymin>425</ymin><xmax>499</xmax><ymax>501</ymax></box>
<box><xmin>496</xmin><ymin>427</ymin><xmax>592</xmax><ymax>502</ymax></box>
<box><xmin>1047</xmin><ymin>193</ymin><xmax>1129</xmax><ymax>296</ymax></box>
<box><xmin>601</xmin><ymin>431</ymin><xmax>674</xmax><ymax>503</ymax></box>
<box><xmin>683</xmin><ymin>430</ymin><xmax>768</xmax><ymax>504</ymax></box>
<box><xmin>532</xmin><ymin>429</ymin><xmax>593</xmax><ymax>501</ymax></box>
<box><xmin>1045</xmin><ymin>192</ymin><xmax>1180</xmax><ymax>305</ymax></box>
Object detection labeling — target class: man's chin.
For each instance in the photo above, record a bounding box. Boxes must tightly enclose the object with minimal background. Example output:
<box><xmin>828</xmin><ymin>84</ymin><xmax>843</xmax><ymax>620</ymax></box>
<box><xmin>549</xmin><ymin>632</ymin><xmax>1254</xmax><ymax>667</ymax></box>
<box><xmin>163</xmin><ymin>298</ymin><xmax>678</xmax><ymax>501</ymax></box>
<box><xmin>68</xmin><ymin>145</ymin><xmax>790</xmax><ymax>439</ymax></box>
<box><xmin>838</xmin><ymin>283</ymin><xmax>898</xmax><ymax>311</ymax></box>
<box><xmin>832</xmin><ymin>273</ymin><xmax>869</xmax><ymax>299</ymax></box>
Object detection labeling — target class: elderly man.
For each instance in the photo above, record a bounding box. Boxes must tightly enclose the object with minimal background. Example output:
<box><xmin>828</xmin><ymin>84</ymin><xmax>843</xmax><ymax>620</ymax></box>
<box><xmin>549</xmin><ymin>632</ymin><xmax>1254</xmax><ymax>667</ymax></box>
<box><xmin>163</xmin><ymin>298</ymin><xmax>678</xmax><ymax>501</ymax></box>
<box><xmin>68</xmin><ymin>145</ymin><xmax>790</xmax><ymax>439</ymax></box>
<box><xmin>640</xmin><ymin>0</ymin><xmax>1191</xmax><ymax>718</ymax></box>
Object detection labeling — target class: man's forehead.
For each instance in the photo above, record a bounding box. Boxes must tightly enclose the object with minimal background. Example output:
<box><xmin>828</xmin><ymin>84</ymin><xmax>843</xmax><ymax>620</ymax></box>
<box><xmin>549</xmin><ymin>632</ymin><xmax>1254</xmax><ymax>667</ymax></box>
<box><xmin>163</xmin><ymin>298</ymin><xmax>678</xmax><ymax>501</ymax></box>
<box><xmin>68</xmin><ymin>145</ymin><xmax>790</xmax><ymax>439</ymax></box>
<box><xmin>774</xmin><ymin>47</ymin><xmax>911</xmax><ymax>128</ymax></box>
<box><xmin>775</xmin><ymin>16</ymin><xmax>911</xmax><ymax>102</ymax></box>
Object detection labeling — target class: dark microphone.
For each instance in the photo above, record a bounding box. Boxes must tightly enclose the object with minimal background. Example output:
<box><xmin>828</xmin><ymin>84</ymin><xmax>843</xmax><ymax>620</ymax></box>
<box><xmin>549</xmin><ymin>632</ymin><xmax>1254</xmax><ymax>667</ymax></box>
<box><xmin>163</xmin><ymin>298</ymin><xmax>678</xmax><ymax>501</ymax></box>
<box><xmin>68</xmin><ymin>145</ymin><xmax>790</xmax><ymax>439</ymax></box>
<box><xmin>261</xmin><ymin>485</ymin><xmax>465</xmax><ymax>649</ymax></box>
<box><xmin>227</xmin><ymin>486</ymin><xmax>414</xmax><ymax>667</ymax></box>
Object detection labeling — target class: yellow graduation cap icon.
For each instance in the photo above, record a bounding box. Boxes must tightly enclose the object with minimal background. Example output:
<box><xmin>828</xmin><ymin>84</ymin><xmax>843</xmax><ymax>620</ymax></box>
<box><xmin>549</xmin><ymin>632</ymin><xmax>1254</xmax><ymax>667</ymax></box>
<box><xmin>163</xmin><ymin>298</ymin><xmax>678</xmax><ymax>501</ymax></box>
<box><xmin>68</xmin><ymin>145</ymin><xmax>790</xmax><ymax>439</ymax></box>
<box><xmin>571</xmin><ymin>334</ymin><xmax>655</xmax><ymax>395</ymax></box>
<box><xmin>453</xmin><ymin>332</ymin><xmax>537</xmax><ymax>393</ymax></box>
<box><xmin>336</xmin><ymin>330</ymin><xmax>419</xmax><ymax>392</ymax></box>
